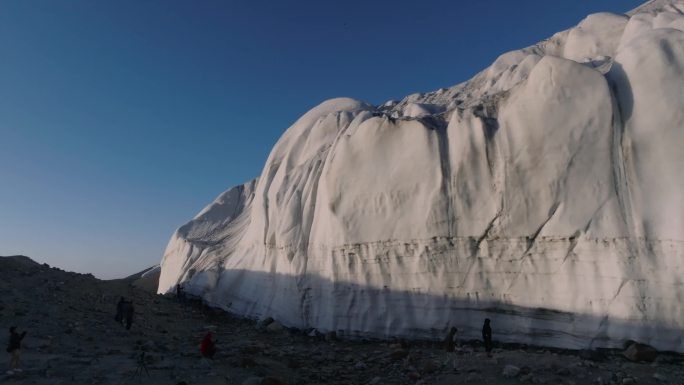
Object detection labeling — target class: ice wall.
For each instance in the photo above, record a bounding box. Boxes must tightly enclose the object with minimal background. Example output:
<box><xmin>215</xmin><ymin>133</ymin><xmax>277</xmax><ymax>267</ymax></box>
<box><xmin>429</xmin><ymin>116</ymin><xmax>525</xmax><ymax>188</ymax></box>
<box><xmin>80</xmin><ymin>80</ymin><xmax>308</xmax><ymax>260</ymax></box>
<box><xmin>159</xmin><ymin>0</ymin><xmax>684</xmax><ymax>352</ymax></box>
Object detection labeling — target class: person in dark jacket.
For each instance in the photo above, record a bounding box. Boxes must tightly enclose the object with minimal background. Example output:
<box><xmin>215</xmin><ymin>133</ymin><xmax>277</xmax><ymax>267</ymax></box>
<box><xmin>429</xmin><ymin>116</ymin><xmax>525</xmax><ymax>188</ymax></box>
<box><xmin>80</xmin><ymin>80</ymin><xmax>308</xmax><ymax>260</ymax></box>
<box><xmin>114</xmin><ymin>297</ymin><xmax>134</xmax><ymax>330</ymax></box>
<box><xmin>442</xmin><ymin>326</ymin><xmax>458</xmax><ymax>369</ymax></box>
<box><xmin>176</xmin><ymin>284</ymin><xmax>184</xmax><ymax>302</ymax></box>
<box><xmin>7</xmin><ymin>326</ymin><xmax>27</xmax><ymax>374</ymax></box>
<box><xmin>122</xmin><ymin>300</ymin><xmax>134</xmax><ymax>330</ymax></box>
<box><xmin>115</xmin><ymin>297</ymin><xmax>125</xmax><ymax>324</ymax></box>
<box><xmin>482</xmin><ymin>318</ymin><xmax>493</xmax><ymax>357</ymax></box>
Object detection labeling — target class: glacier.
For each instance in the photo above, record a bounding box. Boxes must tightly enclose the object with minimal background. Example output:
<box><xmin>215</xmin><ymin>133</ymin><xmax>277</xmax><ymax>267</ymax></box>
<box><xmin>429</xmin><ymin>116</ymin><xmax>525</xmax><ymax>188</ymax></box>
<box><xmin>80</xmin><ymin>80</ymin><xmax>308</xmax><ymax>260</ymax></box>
<box><xmin>159</xmin><ymin>0</ymin><xmax>684</xmax><ymax>352</ymax></box>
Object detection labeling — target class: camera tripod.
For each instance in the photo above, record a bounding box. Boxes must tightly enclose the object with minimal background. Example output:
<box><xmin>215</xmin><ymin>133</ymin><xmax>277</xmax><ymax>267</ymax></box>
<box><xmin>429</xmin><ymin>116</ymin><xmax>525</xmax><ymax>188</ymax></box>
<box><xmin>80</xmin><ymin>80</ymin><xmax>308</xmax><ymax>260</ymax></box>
<box><xmin>131</xmin><ymin>352</ymin><xmax>150</xmax><ymax>380</ymax></box>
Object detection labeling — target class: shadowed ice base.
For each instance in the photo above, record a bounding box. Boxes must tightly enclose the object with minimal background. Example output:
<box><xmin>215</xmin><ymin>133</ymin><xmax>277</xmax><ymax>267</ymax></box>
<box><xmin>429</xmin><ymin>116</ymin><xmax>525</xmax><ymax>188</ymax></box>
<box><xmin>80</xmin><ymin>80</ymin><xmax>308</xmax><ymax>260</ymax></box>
<box><xmin>180</xmin><ymin>267</ymin><xmax>684</xmax><ymax>353</ymax></box>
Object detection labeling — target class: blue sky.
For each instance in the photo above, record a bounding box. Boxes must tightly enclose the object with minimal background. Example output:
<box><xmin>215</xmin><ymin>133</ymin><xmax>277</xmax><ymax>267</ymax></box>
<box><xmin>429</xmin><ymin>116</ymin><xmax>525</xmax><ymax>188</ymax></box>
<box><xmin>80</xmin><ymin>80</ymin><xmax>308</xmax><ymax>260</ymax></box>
<box><xmin>0</xmin><ymin>0</ymin><xmax>644</xmax><ymax>278</ymax></box>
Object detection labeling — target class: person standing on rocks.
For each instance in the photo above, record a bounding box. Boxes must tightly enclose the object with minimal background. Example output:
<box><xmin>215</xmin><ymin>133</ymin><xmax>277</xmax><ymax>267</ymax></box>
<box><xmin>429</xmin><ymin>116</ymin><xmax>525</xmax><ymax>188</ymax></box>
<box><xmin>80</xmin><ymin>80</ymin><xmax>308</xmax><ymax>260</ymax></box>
<box><xmin>115</xmin><ymin>297</ymin><xmax>134</xmax><ymax>329</ymax></box>
<box><xmin>176</xmin><ymin>284</ymin><xmax>184</xmax><ymax>302</ymax></box>
<box><xmin>6</xmin><ymin>326</ymin><xmax>27</xmax><ymax>375</ymax></box>
<box><xmin>443</xmin><ymin>326</ymin><xmax>458</xmax><ymax>369</ymax></box>
<box><xmin>123</xmin><ymin>300</ymin><xmax>134</xmax><ymax>330</ymax></box>
<box><xmin>115</xmin><ymin>296</ymin><xmax>125</xmax><ymax>324</ymax></box>
<box><xmin>482</xmin><ymin>318</ymin><xmax>493</xmax><ymax>357</ymax></box>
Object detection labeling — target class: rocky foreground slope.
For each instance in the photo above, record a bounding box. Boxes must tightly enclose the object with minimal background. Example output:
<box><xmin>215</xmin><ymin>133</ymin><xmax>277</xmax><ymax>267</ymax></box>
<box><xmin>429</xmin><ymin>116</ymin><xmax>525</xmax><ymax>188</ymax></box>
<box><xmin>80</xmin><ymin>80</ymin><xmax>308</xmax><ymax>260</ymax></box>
<box><xmin>159</xmin><ymin>0</ymin><xmax>684</xmax><ymax>352</ymax></box>
<box><xmin>2</xmin><ymin>256</ymin><xmax>683</xmax><ymax>385</ymax></box>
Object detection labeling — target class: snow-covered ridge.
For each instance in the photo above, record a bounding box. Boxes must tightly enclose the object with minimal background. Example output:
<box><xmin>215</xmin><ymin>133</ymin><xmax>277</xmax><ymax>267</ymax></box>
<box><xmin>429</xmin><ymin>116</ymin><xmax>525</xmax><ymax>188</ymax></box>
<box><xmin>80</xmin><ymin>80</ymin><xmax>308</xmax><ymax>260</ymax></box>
<box><xmin>159</xmin><ymin>1</ymin><xmax>684</xmax><ymax>352</ymax></box>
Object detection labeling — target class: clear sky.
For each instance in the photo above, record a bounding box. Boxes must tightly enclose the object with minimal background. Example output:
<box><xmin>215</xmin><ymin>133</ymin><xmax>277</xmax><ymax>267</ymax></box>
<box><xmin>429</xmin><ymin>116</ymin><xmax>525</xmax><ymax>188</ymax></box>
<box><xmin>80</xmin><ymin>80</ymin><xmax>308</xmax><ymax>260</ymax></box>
<box><xmin>0</xmin><ymin>0</ymin><xmax>645</xmax><ymax>279</ymax></box>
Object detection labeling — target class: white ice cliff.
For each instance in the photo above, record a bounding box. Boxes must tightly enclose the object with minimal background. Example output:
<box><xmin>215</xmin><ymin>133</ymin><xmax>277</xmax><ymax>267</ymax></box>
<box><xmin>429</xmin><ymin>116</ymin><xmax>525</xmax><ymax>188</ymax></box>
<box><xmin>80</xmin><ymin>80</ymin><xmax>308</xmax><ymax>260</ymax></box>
<box><xmin>159</xmin><ymin>0</ymin><xmax>684</xmax><ymax>352</ymax></box>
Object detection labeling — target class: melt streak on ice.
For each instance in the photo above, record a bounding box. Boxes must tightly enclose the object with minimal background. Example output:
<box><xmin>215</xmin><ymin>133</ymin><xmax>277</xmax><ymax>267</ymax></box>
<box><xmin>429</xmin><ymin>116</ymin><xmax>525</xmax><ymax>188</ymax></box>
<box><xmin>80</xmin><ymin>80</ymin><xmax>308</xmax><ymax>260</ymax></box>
<box><xmin>159</xmin><ymin>0</ymin><xmax>684</xmax><ymax>351</ymax></box>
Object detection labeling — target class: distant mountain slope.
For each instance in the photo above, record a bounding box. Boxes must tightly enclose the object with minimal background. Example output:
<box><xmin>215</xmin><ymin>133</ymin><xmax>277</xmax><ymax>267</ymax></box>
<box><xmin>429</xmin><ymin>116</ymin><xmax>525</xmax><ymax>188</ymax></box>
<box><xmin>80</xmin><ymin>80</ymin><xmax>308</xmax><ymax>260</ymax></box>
<box><xmin>0</xmin><ymin>255</ymin><xmax>42</xmax><ymax>269</ymax></box>
<box><xmin>114</xmin><ymin>264</ymin><xmax>161</xmax><ymax>293</ymax></box>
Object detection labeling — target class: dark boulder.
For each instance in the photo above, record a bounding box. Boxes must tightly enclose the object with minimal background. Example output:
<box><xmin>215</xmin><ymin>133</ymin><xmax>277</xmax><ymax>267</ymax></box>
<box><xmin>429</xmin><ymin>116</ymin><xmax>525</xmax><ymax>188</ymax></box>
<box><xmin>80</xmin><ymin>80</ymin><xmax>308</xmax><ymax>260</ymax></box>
<box><xmin>623</xmin><ymin>342</ymin><xmax>657</xmax><ymax>362</ymax></box>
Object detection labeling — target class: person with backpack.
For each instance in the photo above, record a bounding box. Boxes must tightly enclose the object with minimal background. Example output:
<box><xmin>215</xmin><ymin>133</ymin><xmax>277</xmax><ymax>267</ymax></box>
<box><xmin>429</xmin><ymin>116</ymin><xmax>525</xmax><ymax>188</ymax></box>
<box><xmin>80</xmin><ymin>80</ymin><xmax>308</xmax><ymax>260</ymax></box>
<box><xmin>6</xmin><ymin>326</ymin><xmax>27</xmax><ymax>375</ymax></box>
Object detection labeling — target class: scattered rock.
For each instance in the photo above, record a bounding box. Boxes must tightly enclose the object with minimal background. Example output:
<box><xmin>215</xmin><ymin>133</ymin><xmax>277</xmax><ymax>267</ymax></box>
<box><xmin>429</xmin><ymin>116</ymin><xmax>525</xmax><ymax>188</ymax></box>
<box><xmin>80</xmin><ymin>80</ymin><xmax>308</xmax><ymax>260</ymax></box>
<box><xmin>325</xmin><ymin>330</ymin><xmax>337</xmax><ymax>341</ymax></box>
<box><xmin>623</xmin><ymin>342</ymin><xmax>658</xmax><ymax>362</ymax></box>
<box><xmin>257</xmin><ymin>317</ymin><xmax>274</xmax><ymax>329</ymax></box>
<box><xmin>579</xmin><ymin>349</ymin><xmax>606</xmax><ymax>362</ymax></box>
<box><xmin>555</xmin><ymin>367</ymin><xmax>572</xmax><ymax>376</ymax></box>
<box><xmin>623</xmin><ymin>340</ymin><xmax>637</xmax><ymax>349</ymax></box>
<box><xmin>240</xmin><ymin>356</ymin><xmax>258</xmax><ymax>367</ymax></box>
<box><xmin>287</xmin><ymin>358</ymin><xmax>302</xmax><ymax>369</ymax></box>
<box><xmin>466</xmin><ymin>373</ymin><xmax>483</xmax><ymax>383</ymax></box>
<box><xmin>241</xmin><ymin>344</ymin><xmax>264</xmax><ymax>354</ymax></box>
<box><xmin>420</xmin><ymin>359</ymin><xmax>439</xmax><ymax>374</ymax></box>
<box><xmin>242</xmin><ymin>378</ymin><xmax>263</xmax><ymax>385</ymax></box>
<box><xmin>403</xmin><ymin>352</ymin><xmax>420</xmax><ymax>366</ymax></box>
<box><xmin>389</xmin><ymin>349</ymin><xmax>409</xmax><ymax>360</ymax></box>
<box><xmin>407</xmin><ymin>371</ymin><xmax>421</xmax><ymax>380</ymax></box>
<box><xmin>262</xmin><ymin>377</ymin><xmax>286</xmax><ymax>385</ymax></box>
<box><xmin>266</xmin><ymin>321</ymin><xmax>285</xmax><ymax>333</ymax></box>
<box><xmin>502</xmin><ymin>364</ymin><xmax>520</xmax><ymax>378</ymax></box>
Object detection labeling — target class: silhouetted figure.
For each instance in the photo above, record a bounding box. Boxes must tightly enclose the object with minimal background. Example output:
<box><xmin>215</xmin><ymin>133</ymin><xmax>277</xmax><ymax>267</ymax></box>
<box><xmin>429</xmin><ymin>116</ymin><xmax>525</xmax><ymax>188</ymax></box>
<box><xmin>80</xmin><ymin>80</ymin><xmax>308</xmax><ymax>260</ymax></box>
<box><xmin>115</xmin><ymin>297</ymin><xmax>134</xmax><ymax>330</ymax></box>
<box><xmin>6</xmin><ymin>326</ymin><xmax>27</xmax><ymax>374</ymax></box>
<box><xmin>176</xmin><ymin>284</ymin><xmax>184</xmax><ymax>301</ymax></box>
<box><xmin>200</xmin><ymin>332</ymin><xmax>216</xmax><ymax>359</ymax></box>
<box><xmin>442</xmin><ymin>326</ymin><xmax>458</xmax><ymax>369</ymax></box>
<box><xmin>122</xmin><ymin>301</ymin><xmax>134</xmax><ymax>330</ymax></box>
<box><xmin>482</xmin><ymin>318</ymin><xmax>493</xmax><ymax>357</ymax></box>
<box><xmin>115</xmin><ymin>297</ymin><xmax>125</xmax><ymax>324</ymax></box>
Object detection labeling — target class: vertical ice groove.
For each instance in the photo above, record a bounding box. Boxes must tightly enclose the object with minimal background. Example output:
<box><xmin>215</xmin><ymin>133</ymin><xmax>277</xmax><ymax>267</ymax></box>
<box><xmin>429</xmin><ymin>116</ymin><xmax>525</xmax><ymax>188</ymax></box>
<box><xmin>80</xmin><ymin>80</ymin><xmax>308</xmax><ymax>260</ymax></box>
<box><xmin>430</xmin><ymin>117</ymin><xmax>454</xmax><ymax>237</ymax></box>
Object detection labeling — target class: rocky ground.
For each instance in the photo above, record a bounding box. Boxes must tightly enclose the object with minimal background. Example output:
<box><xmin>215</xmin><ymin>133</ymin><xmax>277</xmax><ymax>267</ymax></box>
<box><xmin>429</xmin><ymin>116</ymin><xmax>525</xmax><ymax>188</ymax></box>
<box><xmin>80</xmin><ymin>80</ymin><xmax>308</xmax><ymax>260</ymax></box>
<box><xmin>1</xmin><ymin>255</ymin><xmax>683</xmax><ymax>385</ymax></box>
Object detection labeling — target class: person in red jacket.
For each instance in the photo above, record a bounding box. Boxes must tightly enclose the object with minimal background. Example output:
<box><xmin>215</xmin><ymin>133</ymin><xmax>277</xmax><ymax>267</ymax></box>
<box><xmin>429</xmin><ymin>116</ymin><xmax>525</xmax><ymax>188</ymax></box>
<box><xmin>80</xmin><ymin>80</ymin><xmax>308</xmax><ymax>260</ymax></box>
<box><xmin>200</xmin><ymin>332</ymin><xmax>216</xmax><ymax>359</ymax></box>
